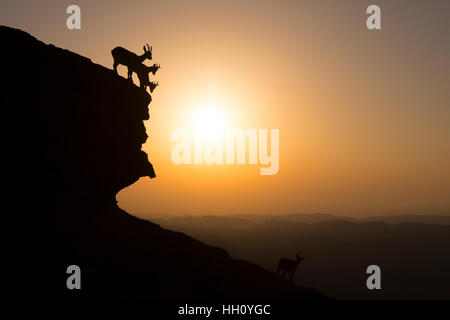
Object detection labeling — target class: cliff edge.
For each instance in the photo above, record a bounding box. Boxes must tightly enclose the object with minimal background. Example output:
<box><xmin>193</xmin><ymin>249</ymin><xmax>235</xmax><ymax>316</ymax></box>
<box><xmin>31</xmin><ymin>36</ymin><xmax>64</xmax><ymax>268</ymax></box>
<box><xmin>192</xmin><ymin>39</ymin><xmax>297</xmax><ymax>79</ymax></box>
<box><xmin>2</xmin><ymin>26</ymin><xmax>325</xmax><ymax>300</ymax></box>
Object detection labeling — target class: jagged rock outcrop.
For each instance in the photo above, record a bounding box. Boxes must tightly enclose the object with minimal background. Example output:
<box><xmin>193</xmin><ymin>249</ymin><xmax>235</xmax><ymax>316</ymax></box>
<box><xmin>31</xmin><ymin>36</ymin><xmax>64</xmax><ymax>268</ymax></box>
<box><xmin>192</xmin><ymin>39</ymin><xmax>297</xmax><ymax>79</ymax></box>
<box><xmin>1</xmin><ymin>26</ymin><xmax>325</xmax><ymax>300</ymax></box>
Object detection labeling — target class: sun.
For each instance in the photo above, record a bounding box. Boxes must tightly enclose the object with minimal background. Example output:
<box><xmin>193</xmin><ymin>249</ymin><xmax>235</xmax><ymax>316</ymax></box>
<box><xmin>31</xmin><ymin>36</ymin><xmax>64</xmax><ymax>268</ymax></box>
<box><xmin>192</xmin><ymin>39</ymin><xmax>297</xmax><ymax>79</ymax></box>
<box><xmin>190</xmin><ymin>100</ymin><xmax>229</xmax><ymax>141</ymax></box>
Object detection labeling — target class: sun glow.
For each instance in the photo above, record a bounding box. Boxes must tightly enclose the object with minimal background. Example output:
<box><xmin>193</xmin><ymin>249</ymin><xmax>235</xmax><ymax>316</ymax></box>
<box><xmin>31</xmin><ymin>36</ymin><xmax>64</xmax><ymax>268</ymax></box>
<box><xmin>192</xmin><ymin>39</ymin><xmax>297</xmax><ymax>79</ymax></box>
<box><xmin>190</xmin><ymin>100</ymin><xmax>230</xmax><ymax>140</ymax></box>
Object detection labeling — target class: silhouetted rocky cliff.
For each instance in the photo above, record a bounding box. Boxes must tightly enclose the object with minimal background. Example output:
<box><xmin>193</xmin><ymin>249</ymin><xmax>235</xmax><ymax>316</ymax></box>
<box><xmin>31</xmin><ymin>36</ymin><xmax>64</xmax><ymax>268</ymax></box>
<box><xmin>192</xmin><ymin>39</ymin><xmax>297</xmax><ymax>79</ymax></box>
<box><xmin>2</xmin><ymin>26</ymin><xmax>324</xmax><ymax>300</ymax></box>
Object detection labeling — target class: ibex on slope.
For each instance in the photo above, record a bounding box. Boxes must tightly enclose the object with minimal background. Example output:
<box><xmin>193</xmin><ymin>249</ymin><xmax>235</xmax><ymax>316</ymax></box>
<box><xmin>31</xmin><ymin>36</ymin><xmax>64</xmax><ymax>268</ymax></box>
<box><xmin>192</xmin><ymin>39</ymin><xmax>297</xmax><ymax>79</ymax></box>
<box><xmin>111</xmin><ymin>44</ymin><xmax>152</xmax><ymax>80</ymax></box>
<box><xmin>135</xmin><ymin>64</ymin><xmax>159</xmax><ymax>93</ymax></box>
<box><xmin>276</xmin><ymin>254</ymin><xmax>305</xmax><ymax>283</ymax></box>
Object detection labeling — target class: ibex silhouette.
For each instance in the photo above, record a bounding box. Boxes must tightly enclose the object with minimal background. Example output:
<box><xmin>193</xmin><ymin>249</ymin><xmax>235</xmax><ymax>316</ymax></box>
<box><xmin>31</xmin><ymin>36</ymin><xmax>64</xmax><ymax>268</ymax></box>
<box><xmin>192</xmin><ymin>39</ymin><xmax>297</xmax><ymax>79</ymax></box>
<box><xmin>134</xmin><ymin>63</ymin><xmax>160</xmax><ymax>93</ymax></box>
<box><xmin>276</xmin><ymin>254</ymin><xmax>305</xmax><ymax>283</ymax></box>
<box><xmin>111</xmin><ymin>44</ymin><xmax>152</xmax><ymax>80</ymax></box>
<box><xmin>146</xmin><ymin>63</ymin><xmax>161</xmax><ymax>75</ymax></box>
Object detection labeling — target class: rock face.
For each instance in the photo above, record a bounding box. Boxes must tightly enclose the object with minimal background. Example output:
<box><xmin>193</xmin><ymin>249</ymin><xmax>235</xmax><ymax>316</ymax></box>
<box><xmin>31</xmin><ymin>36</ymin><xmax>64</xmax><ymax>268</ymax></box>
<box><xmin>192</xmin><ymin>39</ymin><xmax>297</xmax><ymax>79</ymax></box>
<box><xmin>2</xmin><ymin>26</ymin><xmax>325</xmax><ymax>300</ymax></box>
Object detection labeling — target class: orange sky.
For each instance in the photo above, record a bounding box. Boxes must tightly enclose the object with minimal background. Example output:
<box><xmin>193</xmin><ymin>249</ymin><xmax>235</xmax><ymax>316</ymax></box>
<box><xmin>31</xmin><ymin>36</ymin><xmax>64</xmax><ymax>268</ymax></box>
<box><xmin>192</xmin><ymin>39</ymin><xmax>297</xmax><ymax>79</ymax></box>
<box><xmin>2</xmin><ymin>0</ymin><xmax>449</xmax><ymax>217</ymax></box>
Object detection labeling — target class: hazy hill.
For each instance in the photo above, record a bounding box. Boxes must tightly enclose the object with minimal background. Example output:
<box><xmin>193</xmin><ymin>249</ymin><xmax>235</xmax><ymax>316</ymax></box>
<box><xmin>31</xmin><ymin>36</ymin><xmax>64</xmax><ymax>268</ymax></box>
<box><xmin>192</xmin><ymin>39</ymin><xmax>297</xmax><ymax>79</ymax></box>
<box><xmin>1</xmin><ymin>26</ymin><xmax>324</xmax><ymax>300</ymax></box>
<box><xmin>233</xmin><ymin>213</ymin><xmax>357</xmax><ymax>223</ymax></box>
<box><xmin>229</xmin><ymin>213</ymin><xmax>450</xmax><ymax>225</ymax></box>
<box><xmin>365</xmin><ymin>215</ymin><xmax>450</xmax><ymax>225</ymax></box>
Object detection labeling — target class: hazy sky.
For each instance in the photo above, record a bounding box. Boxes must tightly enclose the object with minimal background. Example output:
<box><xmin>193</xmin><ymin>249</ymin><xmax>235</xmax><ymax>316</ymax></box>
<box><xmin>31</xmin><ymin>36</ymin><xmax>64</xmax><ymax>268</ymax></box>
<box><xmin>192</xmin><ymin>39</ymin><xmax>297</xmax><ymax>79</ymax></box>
<box><xmin>1</xmin><ymin>0</ymin><xmax>449</xmax><ymax>217</ymax></box>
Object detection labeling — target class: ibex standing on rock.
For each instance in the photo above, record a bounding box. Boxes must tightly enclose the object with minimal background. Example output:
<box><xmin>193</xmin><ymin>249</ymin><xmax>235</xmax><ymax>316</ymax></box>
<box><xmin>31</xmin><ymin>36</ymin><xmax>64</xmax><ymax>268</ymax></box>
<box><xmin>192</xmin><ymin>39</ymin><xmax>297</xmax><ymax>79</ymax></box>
<box><xmin>111</xmin><ymin>44</ymin><xmax>152</xmax><ymax>80</ymax></box>
<box><xmin>276</xmin><ymin>254</ymin><xmax>305</xmax><ymax>283</ymax></box>
<box><xmin>135</xmin><ymin>63</ymin><xmax>160</xmax><ymax>93</ymax></box>
<box><xmin>146</xmin><ymin>63</ymin><xmax>161</xmax><ymax>75</ymax></box>
<box><xmin>135</xmin><ymin>63</ymin><xmax>161</xmax><ymax>93</ymax></box>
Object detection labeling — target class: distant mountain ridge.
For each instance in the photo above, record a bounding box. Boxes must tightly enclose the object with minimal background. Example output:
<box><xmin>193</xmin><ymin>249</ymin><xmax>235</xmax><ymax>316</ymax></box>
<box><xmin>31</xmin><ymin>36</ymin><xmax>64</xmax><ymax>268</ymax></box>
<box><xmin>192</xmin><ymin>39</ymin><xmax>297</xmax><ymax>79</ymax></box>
<box><xmin>233</xmin><ymin>213</ymin><xmax>450</xmax><ymax>225</ymax></box>
<box><xmin>149</xmin><ymin>213</ymin><xmax>450</xmax><ymax>226</ymax></box>
<box><xmin>365</xmin><ymin>214</ymin><xmax>450</xmax><ymax>225</ymax></box>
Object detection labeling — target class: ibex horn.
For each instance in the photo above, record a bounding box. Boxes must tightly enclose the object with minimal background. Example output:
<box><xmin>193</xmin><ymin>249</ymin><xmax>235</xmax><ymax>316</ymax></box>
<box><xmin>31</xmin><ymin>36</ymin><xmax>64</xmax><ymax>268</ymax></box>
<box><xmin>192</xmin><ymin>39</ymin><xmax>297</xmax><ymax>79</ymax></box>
<box><xmin>146</xmin><ymin>43</ymin><xmax>150</xmax><ymax>51</ymax></box>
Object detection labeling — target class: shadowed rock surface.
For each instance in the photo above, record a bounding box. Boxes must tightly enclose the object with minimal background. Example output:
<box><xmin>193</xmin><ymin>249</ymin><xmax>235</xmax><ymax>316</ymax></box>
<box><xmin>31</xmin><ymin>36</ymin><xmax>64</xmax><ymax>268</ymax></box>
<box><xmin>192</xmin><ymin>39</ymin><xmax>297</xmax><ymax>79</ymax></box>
<box><xmin>2</xmin><ymin>26</ymin><xmax>325</xmax><ymax>300</ymax></box>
